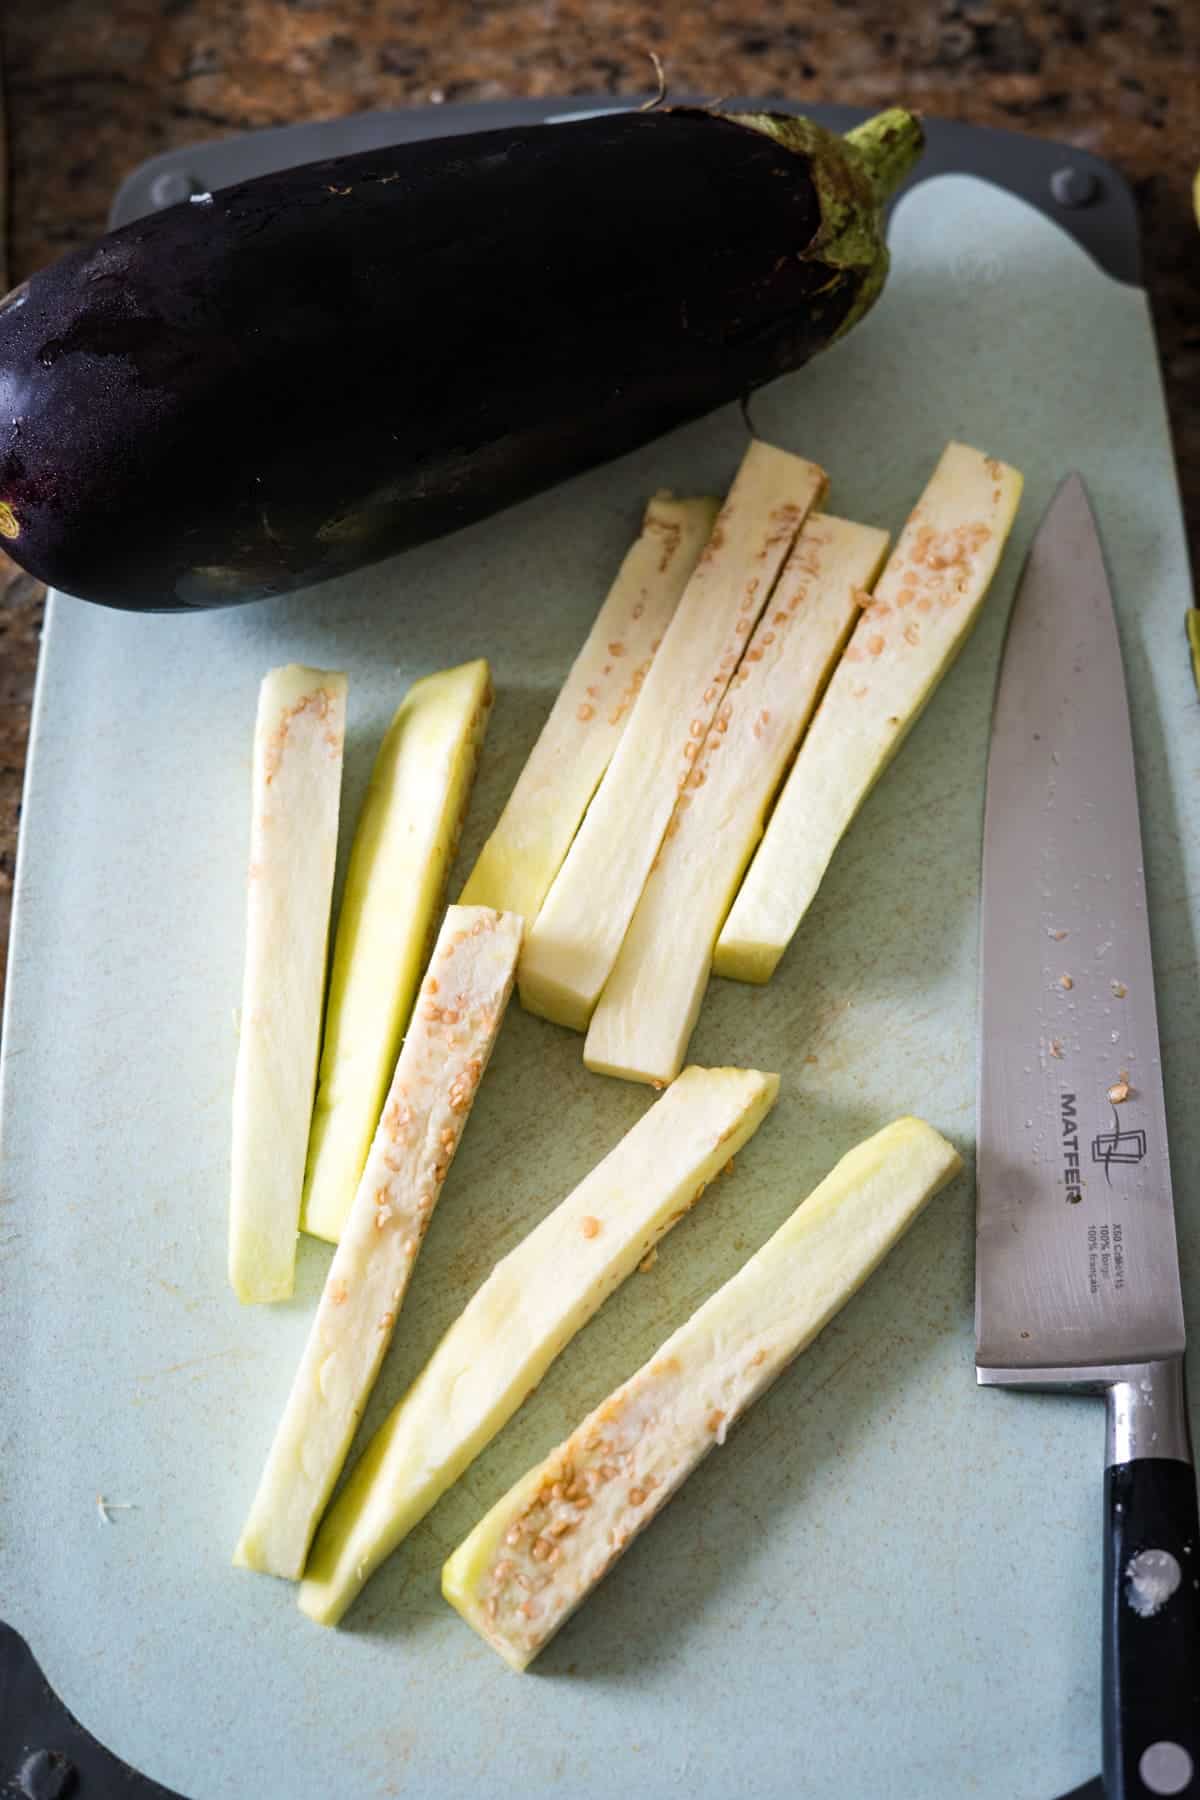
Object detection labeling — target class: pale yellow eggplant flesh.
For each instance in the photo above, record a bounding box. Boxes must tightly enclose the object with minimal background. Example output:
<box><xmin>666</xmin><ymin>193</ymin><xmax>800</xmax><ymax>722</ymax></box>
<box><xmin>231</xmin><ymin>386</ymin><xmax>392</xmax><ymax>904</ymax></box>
<box><xmin>442</xmin><ymin>1116</ymin><xmax>963</xmax><ymax>1671</ymax></box>
<box><xmin>297</xmin><ymin>1065</ymin><xmax>779</xmax><ymax>1626</ymax></box>
<box><xmin>519</xmin><ymin>441</ymin><xmax>827</xmax><ymax>1030</ymax></box>
<box><xmin>234</xmin><ymin>906</ymin><xmax>522</xmax><ymax>1580</ymax></box>
<box><xmin>584</xmin><ymin>512</ymin><xmax>889</xmax><ymax>1086</ymax></box>
<box><xmin>715</xmin><ymin>442</ymin><xmax>1023</xmax><ymax>984</ymax></box>
<box><xmin>301</xmin><ymin>659</ymin><xmax>493</xmax><ymax>1243</ymax></box>
<box><xmin>459</xmin><ymin>493</ymin><xmax>718</xmax><ymax>922</ymax></box>
<box><xmin>229</xmin><ymin>665</ymin><xmax>347</xmax><ymax>1304</ymax></box>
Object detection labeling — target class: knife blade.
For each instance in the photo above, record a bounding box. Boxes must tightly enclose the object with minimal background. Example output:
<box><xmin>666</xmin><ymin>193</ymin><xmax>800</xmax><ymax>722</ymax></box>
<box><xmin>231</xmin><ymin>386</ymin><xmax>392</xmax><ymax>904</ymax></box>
<box><xmin>977</xmin><ymin>474</ymin><xmax>1199</xmax><ymax>1799</ymax></box>
<box><xmin>977</xmin><ymin>472</ymin><xmax>1184</xmax><ymax>1378</ymax></box>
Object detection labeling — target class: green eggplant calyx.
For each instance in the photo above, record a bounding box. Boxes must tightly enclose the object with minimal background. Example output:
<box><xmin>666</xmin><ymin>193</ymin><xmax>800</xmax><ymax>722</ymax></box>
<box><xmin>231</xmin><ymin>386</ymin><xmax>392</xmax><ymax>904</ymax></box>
<box><xmin>726</xmin><ymin>106</ymin><xmax>924</xmax><ymax>340</ymax></box>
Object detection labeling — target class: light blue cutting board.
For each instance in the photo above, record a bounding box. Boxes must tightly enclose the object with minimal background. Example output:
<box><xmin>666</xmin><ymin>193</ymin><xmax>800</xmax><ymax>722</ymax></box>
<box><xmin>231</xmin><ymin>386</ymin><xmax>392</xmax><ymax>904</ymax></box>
<box><xmin>2</xmin><ymin>150</ymin><xmax>1196</xmax><ymax>1799</ymax></box>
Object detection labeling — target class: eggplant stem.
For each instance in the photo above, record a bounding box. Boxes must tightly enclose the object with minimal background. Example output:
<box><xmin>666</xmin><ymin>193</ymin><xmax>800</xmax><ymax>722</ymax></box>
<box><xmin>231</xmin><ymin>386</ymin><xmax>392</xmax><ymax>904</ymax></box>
<box><xmin>845</xmin><ymin>107</ymin><xmax>925</xmax><ymax>203</ymax></box>
<box><xmin>639</xmin><ymin>51</ymin><xmax>667</xmax><ymax>112</ymax></box>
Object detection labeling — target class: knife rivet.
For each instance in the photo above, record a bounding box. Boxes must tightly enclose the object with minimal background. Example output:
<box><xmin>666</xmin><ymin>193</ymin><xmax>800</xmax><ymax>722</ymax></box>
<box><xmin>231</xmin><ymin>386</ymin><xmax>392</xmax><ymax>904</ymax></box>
<box><xmin>1125</xmin><ymin>1548</ymin><xmax>1182</xmax><ymax>1617</ymax></box>
<box><xmin>16</xmin><ymin>1750</ymin><xmax>75</xmax><ymax>1800</ymax></box>
<box><xmin>1050</xmin><ymin>166</ymin><xmax>1098</xmax><ymax>209</ymax></box>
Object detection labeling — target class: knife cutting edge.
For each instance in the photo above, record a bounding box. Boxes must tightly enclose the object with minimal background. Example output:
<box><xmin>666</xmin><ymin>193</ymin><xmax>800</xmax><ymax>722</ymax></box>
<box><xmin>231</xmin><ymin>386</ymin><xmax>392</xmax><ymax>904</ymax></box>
<box><xmin>976</xmin><ymin>474</ymin><xmax>1200</xmax><ymax>1798</ymax></box>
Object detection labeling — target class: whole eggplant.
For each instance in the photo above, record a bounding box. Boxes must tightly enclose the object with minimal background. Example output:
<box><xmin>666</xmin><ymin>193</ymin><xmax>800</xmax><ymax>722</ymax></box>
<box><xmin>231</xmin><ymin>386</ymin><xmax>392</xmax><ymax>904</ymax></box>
<box><xmin>0</xmin><ymin>106</ymin><xmax>922</xmax><ymax>611</ymax></box>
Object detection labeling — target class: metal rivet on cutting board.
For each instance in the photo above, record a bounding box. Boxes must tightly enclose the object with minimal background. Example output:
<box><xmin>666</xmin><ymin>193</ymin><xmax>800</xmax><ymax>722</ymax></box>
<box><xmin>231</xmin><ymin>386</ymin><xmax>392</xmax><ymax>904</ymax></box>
<box><xmin>16</xmin><ymin>1749</ymin><xmax>76</xmax><ymax>1800</ymax></box>
<box><xmin>1050</xmin><ymin>166</ymin><xmax>1098</xmax><ymax>209</ymax></box>
<box><xmin>150</xmin><ymin>170</ymin><xmax>201</xmax><ymax>209</ymax></box>
<box><xmin>1138</xmin><ymin>1741</ymin><xmax>1194</xmax><ymax>1796</ymax></box>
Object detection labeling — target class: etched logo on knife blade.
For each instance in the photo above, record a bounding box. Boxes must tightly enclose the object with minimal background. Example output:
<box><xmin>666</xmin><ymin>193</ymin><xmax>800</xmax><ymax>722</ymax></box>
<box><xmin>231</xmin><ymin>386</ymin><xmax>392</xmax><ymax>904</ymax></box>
<box><xmin>1060</xmin><ymin>1092</ymin><xmax>1147</xmax><ymax>1204</ymax></box>
<box><xmin>1092</xmin><ymin>1118</ymin><xmax>1147</xmax><ymax>1176</ymax></box>
<box><xmin>1061</xmin><ymin>1092</ymin><xmax>1083</xmax><ymax>1204</ymax></box>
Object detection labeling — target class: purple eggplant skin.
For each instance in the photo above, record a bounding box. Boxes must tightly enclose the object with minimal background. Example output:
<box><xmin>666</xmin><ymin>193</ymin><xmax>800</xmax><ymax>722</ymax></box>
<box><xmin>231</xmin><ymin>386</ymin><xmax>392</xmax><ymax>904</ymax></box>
<box><xmin>0</xmin><ymin>106</ymin><xmax>922</xmax><ymax>611</ymax></box>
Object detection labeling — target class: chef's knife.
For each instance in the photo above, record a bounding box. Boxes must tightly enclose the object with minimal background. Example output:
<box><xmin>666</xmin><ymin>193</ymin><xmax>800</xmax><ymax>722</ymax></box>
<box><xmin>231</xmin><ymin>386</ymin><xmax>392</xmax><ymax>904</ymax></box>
<box><xmin>977</xmin><ymin>474</ymin><xmax>1200</xmax><ymax>1798</ymax></box>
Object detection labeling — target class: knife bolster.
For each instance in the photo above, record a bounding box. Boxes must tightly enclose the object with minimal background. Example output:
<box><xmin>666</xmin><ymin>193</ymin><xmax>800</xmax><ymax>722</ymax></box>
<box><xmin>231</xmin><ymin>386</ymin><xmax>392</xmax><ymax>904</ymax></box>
<box><xmin>1106</xmin><ymin>1356</ymin><xmax>1194</xmax><ymax>1469</ymax></box>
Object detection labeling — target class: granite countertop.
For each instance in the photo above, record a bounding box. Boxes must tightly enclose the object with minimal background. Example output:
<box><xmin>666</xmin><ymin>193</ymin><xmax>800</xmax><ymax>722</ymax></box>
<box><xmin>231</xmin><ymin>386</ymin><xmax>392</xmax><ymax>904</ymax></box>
<box><xmin>2</xmin><ymin>1</ymin><xmax>1198</xmax><ymax>1000</ymax></box>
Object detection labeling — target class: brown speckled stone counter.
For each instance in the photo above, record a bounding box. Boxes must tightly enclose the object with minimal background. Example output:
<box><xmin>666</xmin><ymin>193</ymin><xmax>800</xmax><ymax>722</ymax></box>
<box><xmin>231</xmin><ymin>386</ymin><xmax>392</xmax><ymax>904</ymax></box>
<box><xmin>2</xmin><ymin>1</ymin><xmax>1199</xmax><ymax>1000</ymax></box>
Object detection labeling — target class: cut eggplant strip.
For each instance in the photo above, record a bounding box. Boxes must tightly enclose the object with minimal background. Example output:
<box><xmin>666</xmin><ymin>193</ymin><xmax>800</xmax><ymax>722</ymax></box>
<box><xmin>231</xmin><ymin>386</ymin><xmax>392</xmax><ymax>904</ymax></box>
<box><xmin>302</xmin><ymin>660</ymin><xmax>492</xmax><ymax>1243</ymax></box>
<box><xmin>235</xmin><ymin>906</ymin><xmax>521</xmax><ymax>1580</ymax></box>
<box><xmin>297</xmin><ymin>1065</ymin><xmax>779</xmax><ymax>1626</ymax></box>
<box><xmin>585</xmin><ymin>512</ymin><xmax>888</xmax><ymax>1086</ymax></box>
<box><xmin>520</xmin><ymin>442</ymin><xmax>826</xmax><ymax>1030</ymax></box>
<box><xmin>716</xmin><ymin>443</ymin><xmax>1023</xmax><ymax>983</ymax></box>
<box><xmin>460</xmin><ymin>492</ymin><xmax>717</xmax><ymax>923</ymax></box>
<box><xmin>443</xmin><ymin>1116</ymin><xmax>962</xmax><ymax>1671</ymax></box>
<box><xmin>229</xmin><ymin>665</ymin><xmax>347</xmax><ymax>1304</ymax></box>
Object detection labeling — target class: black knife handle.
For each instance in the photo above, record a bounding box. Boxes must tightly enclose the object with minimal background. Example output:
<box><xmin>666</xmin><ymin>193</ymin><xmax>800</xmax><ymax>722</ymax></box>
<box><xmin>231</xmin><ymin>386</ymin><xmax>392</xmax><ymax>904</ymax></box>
<box><xmin>1103</xmin><ymin>1430</ymin><xmax>1200</xmax><ymax>1797</ymax></box>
